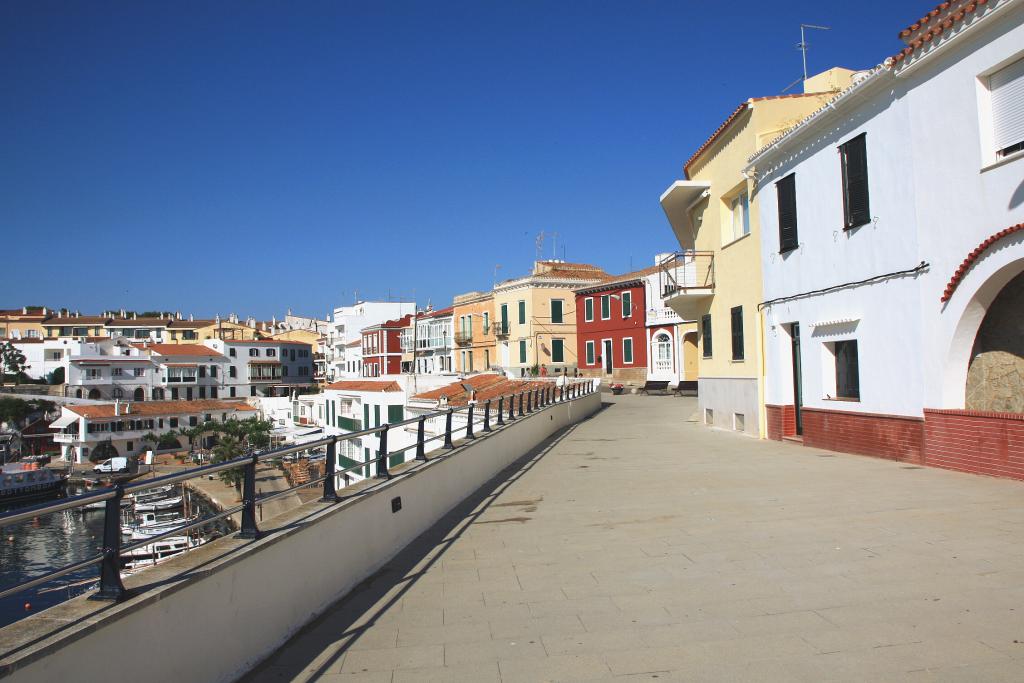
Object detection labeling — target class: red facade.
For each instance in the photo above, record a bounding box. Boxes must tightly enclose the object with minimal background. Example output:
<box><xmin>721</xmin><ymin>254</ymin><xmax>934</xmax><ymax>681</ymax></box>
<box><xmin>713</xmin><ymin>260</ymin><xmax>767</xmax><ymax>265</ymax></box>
<box><xmin>575</xmin><ymin>282</ymin><xmax>647</xmax><ymax>373</ymax></box>
<box><xmin>361</xmin><ymin>315</ymin><xmax>409</xmax><ymax>377</ymax></box>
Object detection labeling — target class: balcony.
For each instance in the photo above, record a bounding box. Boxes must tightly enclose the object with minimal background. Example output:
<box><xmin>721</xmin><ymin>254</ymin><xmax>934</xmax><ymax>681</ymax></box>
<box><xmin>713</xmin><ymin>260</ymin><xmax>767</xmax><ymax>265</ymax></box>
<box><xmin>454</xmin><ymin>331</ymin><xmax>473</xmax><ymax>345</ymax></box>
<box><xmin>494</xmin><ymin>321</ymin><xmax>510</xmax><ymax>338</ymax></box>
<box><xmin>659</xmin><ymin>251</ymin><xmax>714</xmax><ymax>321</ymax></box>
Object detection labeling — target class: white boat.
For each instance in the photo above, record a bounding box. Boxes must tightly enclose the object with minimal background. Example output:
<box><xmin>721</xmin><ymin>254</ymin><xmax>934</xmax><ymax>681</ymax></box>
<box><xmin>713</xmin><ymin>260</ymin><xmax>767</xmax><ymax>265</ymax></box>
<box><xmin>1</xmin><ymin>464</ymin><xmax>67</xmax><ymax>504</ymax></box>
<box><xmin>121</xmin><ymin>536</ymin><xmax>205</xmax><ymax>572</ymax></box>
<box><xmin>82</xmin><ymin>496</ymin><xmax>132</xmax><ymax>511</ymax></box>
<box><xmin>122</xmin><ymin>512</ymin><xmax>197</xmax><ymax>540</ymax></box>
<box><xmin>133</xmin><ymin>495</ymin><xmax>183</xmax><ymax>512</ymax></box>
<box><xmin>130</xmin><ymin>485</ymin><xmax>175</xmax><ymax>501</ymax></box>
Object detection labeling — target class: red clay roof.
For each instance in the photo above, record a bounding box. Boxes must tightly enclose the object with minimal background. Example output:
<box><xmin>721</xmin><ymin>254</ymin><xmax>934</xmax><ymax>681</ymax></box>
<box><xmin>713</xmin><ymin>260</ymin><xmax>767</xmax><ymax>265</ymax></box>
<box><xmin>412</xmin><ymin>374</ymin><xmax>551</xmax><ymax>407</ymax></box>
<box><xmin>891</xmin><ymin>0</ymin><xmax>992</xmax><ymax>65</ymax></box>
<box><xmin>44</xmin><ymin>316</ymin><xmax>111</xmax><ymax>325</ymax></box>
<box><xmin>66</xmin><ymin>399</ymin><xmax>256</xmax><ymax>419</ymax></box>
<box><xmin>221</xmin><ymin>339</ymin><xmax>310</xmax><ymax>345</ymax></box>
<box><xmin>325</xmin><ymin>380</ymin><xmax>403</xmax><ymax>392</ymax></box>
<box><xmin>575</xmin><ymin>264</ymin><xmax>662</xmax><ymax>294</ymax></box>
<box><xmin>134</xmin><ymin>343</ymin><xmax>225</xmax><ymax>357</ymax></box>
<box><xmin>418</xmin><ymin>306</ymin><xmax>454</xmax><ymax>319</ymax></box>
<box><xmin>107</xmin><ymin>318</ymin><xmax>170</xmax><ymax>326</ymax></box>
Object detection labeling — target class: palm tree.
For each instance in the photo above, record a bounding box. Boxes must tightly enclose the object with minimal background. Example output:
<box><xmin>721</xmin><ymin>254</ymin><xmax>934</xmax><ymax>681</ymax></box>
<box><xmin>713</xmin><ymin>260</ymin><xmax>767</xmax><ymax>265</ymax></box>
<box><xmin>211</xmin><ymin>435</ymin><xmax>244</xmax><ymax>491</ymax></box>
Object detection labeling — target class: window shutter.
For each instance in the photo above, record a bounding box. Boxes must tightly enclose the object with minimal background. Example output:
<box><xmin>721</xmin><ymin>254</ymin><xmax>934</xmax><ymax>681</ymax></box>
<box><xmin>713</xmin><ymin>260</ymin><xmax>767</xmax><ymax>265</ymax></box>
<box><xmin>730</xmin><ymin>306</ymin><xmax>744</xmax><ymax>361</ymax></box>
<box><xmin>701</xmin><ymin>314</ymin><xmax>712</xmax><ymax>357</ymax></box>
<box><xmin>776</xmin><ymin>174</ymin><xmax>798</xmax><ymax>252</ymax></box>
<box><xmin>992</xmin><ymin>58</ymin><xmax>1024</xmax><ymax>154</ymax></box>
<box><xmin>841</xmin><ymin>134</ymin><xmax>870</xmax><ymax>228</ymax></box>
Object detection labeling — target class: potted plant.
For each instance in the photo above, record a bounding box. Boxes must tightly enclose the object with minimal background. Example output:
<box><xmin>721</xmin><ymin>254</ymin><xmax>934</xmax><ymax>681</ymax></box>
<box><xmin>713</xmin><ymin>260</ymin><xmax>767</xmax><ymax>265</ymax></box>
<box><xmin>610</xmin><ymin>383</ymin><xmax>625</xmax><ymax>395</ymax></box>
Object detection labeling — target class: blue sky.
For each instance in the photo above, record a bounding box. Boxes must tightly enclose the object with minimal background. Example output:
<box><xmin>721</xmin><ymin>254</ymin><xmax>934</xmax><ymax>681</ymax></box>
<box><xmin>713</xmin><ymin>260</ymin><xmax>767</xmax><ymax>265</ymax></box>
<box><xmin>1</xmin><ymin>1</ymin><xmax>917</xmax><ymax>319</ymax></box>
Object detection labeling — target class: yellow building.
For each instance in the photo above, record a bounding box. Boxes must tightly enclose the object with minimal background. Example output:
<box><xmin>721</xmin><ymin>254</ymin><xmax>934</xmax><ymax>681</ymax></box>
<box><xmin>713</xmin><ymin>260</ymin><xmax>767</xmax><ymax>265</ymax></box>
<box><xmin>0</xmin><ymin>307</ymin><xmax>51</xmax><ymax>340</ymax></box>
<box><xmin>268</xmin><ymin>328</ymin><xmax>320</xmax><ymax>345</ymax></box>
<box><xmin>42</xmin><ymin>315</ymin><xmax>111</xmax><ymax>339</ymax></box>
<box><xmin>492</xmin><ymin>261</ymin><xmax>608</xmax><ymax>376</ymax></box>
<box><xmin>660</xmin><ymin>69</ymin><xmax>854</xmax><ymax>437</ymax></box>
<box><xmin>452</xmin><ymin>291</ymin><xmax>496</xmax><ymax>374</ymax></box>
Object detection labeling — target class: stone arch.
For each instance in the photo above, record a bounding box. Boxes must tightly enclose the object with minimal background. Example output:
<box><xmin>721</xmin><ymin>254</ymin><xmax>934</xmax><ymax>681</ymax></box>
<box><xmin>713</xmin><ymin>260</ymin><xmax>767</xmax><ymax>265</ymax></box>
<box><xmin>133</xmin><ymin>387</ymin><xmax>145</xmax><ymax>402</ymax></box>
<box><xmin>75</xmin><ymin>388</ymin><xmax>83</xmax><ymax>399</ymax></box>
<box><xmin>944</xmin><ymin>258</ymin><xmax>1024</xmax><ymax>408</ymax></box>
<box><xmin>965</xmin><ymin>270</ymin><xmax>1024</xmax><ymax>412</ymax></box>
<box><xmin>88</xmin><ymin>389</ymin><xmax>101</xmax><ymax>400</ymax></box>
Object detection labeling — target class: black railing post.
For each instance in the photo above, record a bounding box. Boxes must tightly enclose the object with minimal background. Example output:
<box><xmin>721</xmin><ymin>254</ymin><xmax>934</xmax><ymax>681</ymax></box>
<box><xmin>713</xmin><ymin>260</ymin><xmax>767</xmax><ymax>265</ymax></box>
<box><xmin>559</xmin><ymin>384</ymin><xmax>565</xmax><ymax>402</ymax></box>
<box><xmin>90</xmin><ymin>484</ymin><xmax>127</xmax><ymax>601</ymax></box>
<box><xmin>466</xmin><ymin>403</ymin><xmax>476</xmax><ymax>440</ymax></box>
<box><xmin>415</xmin><ymin>416</ymin><xmax>427</xmax><ymax>460</ymax></box>
<box><xmin>526</xmin><ymin>390</ymin><xmax>533</xmax><ymax>413</ymax></box>
<box><xmin>443</xmin><ymin>408</ymin><xmax>454</xmax><ymax>449</ymax></box>
<box><xmin>507</xmin><ymin>394</ymin><xmax>516</xmax><ymax>421</ymax></box>
<box><xmin>321</xmin><ymin>439</ymin><xmax>338</xmax><ymax>502</ymax></box>
<box><xmin>483</xmin><ymin>400</ymin><xmax>492</xmax><ymax>432</ymax></box>
<box><xmin>237</xmin><ymin>452</ymin><xmax>261</xmax><ymax>539</ymax></box>
<box><xmin>376</xmin><ymin>425</ymin><xmax>391</xmax><ymax>479</ymax></box>
<box><xmin>497</xmin><ymin>396</ymin><xmax>505</xmax><ymax>425</ymax></box>
<box><xmin>518</xmin><ymin>392</ymin><xmax>525</xmax><ymax>417</ymax></box>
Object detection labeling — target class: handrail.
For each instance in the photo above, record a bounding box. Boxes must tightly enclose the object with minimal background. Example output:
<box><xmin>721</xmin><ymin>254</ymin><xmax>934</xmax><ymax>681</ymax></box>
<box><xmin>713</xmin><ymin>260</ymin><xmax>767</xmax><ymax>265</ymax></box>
<box><xmin>0</xmin><ymin>379</ymin><xmax>598</xmax><ymax>605</ymax></box>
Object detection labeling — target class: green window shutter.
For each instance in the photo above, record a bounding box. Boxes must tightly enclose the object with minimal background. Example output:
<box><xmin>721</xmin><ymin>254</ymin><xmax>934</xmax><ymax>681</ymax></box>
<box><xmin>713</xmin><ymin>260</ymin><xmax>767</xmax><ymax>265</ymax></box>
<box><xmin>519</xmin><ymin>340</ymin><xmax>527</xmax><ymax>363</ymax></box>
<box><xmin>701</xmin><ymin>314</ymin><xmax>713</xmax><ymax>358</ymax></box>
<box><xmin>623</xmin><ymin>338</ymin><xmax>633</xmax><ymax>363</ymax></box>
<box><xmin>586</xmin><ymin>341</ymin><xmax>595</xmax><ymax>365</ymax></box>
<box><xmin>518</xmin><ymin>300</ymin><xmax>526</xmax><ymax>325</ymax></box>
<box><xmin>731</xmin><ymin>306</ymin><xmax>744</xmax><ymax>361</ymax></box>
<box><xmin>552</xmin><ymin>339</ymin><xmax>564</xmax><ymax>363</ymax></box>
<box><xmin>600</xmin><ymin>295</ymin><xmax>610</xmax><ymax>319</ymax></box>
<box><xmin>551</xmin><ymin>300</ymin><xmax>563</xmax><ymax>324</ymax></box>
<box><xmin>622</xmin><ymin>292</ymin><xmax>631</xmax><ymax>318</ymax></box>
<box><xmin>387</xmin><ymin>405</ymin><xmax>404</xmax><ymax>423</ymax></box>
<box><xmin>585</xmin><ymin>298</ymin><xmax>594</xmax><ymax>322</ymax></box>
<box><xmin>363</xmin><ymin>404</ymin><xmax>369</xmax><ymax>429</ymax></box>
<box><xmin>777</xmin><ymin>173</ymin><xmax>799</xmax><ymax>252</ymax></box>
<box><xmin>374</xmin><ymin>405</ymin><xmax>380</xmax><ymax>427</ymax></box>
<box><xmin>840</xmin><ymin>133</ymin><xmax>870</xmax><ymax>229</ymax></box>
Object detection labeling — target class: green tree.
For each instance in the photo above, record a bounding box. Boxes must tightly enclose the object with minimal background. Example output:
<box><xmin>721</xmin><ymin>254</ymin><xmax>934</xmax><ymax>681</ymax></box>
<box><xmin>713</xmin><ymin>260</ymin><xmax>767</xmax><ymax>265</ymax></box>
<box><xmin>211</xmin><ymin>435</ymin><xmax>245</xmax><ymax>490</ymax></box>
<box><xmin>157</xmin><ymin>432</ymin><xmax>182</xmax><ymax>450</ymax></box>
<box><xmin>46</xmin><ymin>367</ymin><xmax>65</xmax><ymax>385</ymax></box>
<box><xmin>0</xmin><ymin>396</ymin><xmax>32</xmax><ymax>425</ymax></box>
<box><xmin>0</xmin><ymin>341</ymin><xmax>28</xmax><ymax>386</ymax></box>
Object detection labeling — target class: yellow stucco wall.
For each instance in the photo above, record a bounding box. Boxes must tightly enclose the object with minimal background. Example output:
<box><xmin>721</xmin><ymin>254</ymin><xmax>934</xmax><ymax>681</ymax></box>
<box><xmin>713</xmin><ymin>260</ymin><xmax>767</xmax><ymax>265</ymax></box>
<box><xmin>453</xmin><ymin>293</ymin><xmax>497</xmax><ymax>373</ymax></box>
<box><xmin>492</xmin><ymin>282</ymin><xmax>592</xmax><ymax>373</ymax></box>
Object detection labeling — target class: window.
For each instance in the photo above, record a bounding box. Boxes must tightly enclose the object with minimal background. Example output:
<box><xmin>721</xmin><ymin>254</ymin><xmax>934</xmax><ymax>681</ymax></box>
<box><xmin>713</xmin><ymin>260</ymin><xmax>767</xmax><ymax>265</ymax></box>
<box><xmin>835</xmin><ymin>340</ymin><xmax>860</xmax><ymax>400</ymax></box>
<box><xmin>267</xmin><ymin>349</ymin><xmax>276</xmax><ymax>357</ymax></box>
<box><xmin>112</xmin><ymin>367</ymin><xmax>123</xmax><ymax>377</ymax></box>
<box><xmin>86</xmin><ymin>368</ymin><xmax>101</xmax><ymax>379</ymax></box>
<box><xmin>839</xmin><ymin>133</ymin><xmax>870</xmax><ymax>229</ymax></box>
<box><xmin>211</xmin><ymin>387</ymin><xmax>218</xmax><ymax>398</ymax></box>
<box><xmin>230</xmin><ymin>387</ymin><xmax>236</xmax><ymax>397</ymax></box>
<box><xmin>622</xmin><ymin>337</ymin><xmax>633</xmax><ymax>364</ymax></box>
<box><xmin>585</xmin><ymin>340</ymin><xmax>595</xmax><ymax>365</ymax></box>
<box><xmin>229</xmin><ymin>366</ymin><xmax>237</xmax><ymax>378</ymax></box>
<box><xmin>730</xmin><ymin>190</ymin><xmax>750</xmax><ymax>241</ymax></box>
<box><xmin>519</xmin><ymin>340</ymin><xmax>527</xmax><ymax>364</ymax></box>
<box><xmin>600</xmin><ymin>295</ymin><xmax>611</xmax><ymax>320</ymax></box>
<box><xmin>133</xmin><ymin>367</ymin><xmax>145</xmax><ymax>377</ymax></box>
<box><xmin>112</xmin><ymin>388</ymin><xmax>123</xmax><ymax>398</ymax></box>
<box><xmin>229</xmin><ymin>348</ymin><xmax>236</xmax><ymax>357</ymax></box>
<box><xmin>210</xmin><ymin>365</ymin><xmax>217</xmax><ymax>377</ymax></box>
<box><xmin>730</xmin><ymin>306</ymin><xmax>744</xmax><ymax>361</ymax></box>
<box><xmin>621</xmin><ymin>291</ymin><xmax>632</xmax><ymax>318</ymax></box>
<box><xmin>198</xmin><ymin>366</ymin><xmax>206</xmax><ymax>378</ymax></box>
<box><xmin>482</xmin><ymin>311</ymin><xmax>489</xmax><ymax>332</ymax></box>
<box><xmin>584</xmin><ymin>298</ymin><xmax>594</xmax><ymax>322</ymax></box>
<box><xmin>550</xmin><ymin>299</ymin><xmax>564</xmax><ymax>324</ymax></box>
<box><xmin>701</xmin><ymin>314</ymin><xmax>712</xmax><ymax>358</ymax></box>
<box><xmin>199</xmin><ymin>387</ymin><xmax>206</xmax><ymax>399</ymax></box>
<box><xmin>249</xmin><ymin>348</ymin><xmax>258</xmax><ymax>357</ymax></box>
<box><xmin>551</xmin><ymin>338</ymin><xmax>564</xmax><ymax>363</ymax></box>
<box><xmin>991</xmin><ymin>58</ymin><xmax>1024</xmax><ymax>158</ymax></box>
<box><xmin>250</xmin><ymin>386</ymin><xmax>257</xmax><ymax>396</ymax></box>
<box><xmin>776</xmin><ymin>173</ymin><xmax>798</xmax><ymax>252</ymax></box>
<box><xmin>518</xmin><ymin>300</ymin><xmax>526</xmax><ymax>325</ymax></box>
<box><xmin>484</xmin><ymin>349</ymin><xmax>490</xmax><ymax>368</ymax></box>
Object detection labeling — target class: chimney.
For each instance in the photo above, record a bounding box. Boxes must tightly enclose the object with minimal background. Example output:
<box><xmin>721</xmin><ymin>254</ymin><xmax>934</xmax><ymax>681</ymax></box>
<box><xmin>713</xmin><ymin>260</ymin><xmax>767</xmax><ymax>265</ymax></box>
<box><xmin>215</xmin><ymin>314</ymin><xmax>221</xmax><ymax>324</ymax></box>
<box><xmin>22</xmin><ymin>306</ymin><xmax>27</xmax><ymax>314</ymax></box>
<box><xmin>177</xmin><ymin>311</ymin><xmax>182</xmax><ymax>320</ymax></box>
<box><xmin>133</xmin><ymin>312</ymin><xmax>137</xmax><ymax>320</ymax></box>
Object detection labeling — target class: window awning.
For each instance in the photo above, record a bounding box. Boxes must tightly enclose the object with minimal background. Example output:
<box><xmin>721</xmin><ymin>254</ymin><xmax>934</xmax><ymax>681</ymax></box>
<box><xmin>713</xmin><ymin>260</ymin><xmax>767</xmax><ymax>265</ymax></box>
<box><xmin>809</xmin><ymin>318</ymin><xmax>860</xmax><ymax>328</ymax></box>
<box><xmin>660</xmin><ymin>180</ymin><xmax>711</xmax><ymax>251</ymax></box>
<box><xmin>49</xmin><ymin>412</ymin><xmax>79</xmax><ymax>429</ymax></box>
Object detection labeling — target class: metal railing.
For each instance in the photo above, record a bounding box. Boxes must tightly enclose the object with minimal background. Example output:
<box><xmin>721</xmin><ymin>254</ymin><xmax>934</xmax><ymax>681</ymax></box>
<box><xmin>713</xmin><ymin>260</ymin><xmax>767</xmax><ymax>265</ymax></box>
<box><xmin>659</xmin><ymin>251</ymin><xmax>715</xmax><ymax>296</ymax></box>
<box><xmin>454</xmin><ymin>331</ymin><xmax>473</xmax><ymax>345</ymax></box>
<box><xmin>0</xmin><ymin>379</ymin><xmax>598</xmax><ymax>605</ymax></box>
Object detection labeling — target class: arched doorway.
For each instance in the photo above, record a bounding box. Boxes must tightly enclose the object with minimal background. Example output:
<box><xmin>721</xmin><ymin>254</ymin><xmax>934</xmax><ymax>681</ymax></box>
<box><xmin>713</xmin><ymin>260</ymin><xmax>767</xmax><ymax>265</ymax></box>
<box><xmin>965</xmin><ymin>270</ymin><xmax>1024</xmax><ymax>412</ymax></box>
<box><xmin>76</xmin><ymin>389</ymin><xmax>84</xmax><ymax>399</ymax></box>
<box><xmin>650</xmin><ymin>331</ymin><xmax>675</xmax><ymax>380</ymax></box>
<box><xmin>133</xmin><ymin>387</ymin><xmax>145</xmax><ymax>402</ymax></box>
<box><xmin>88</xmin><ymin>389</ymin><xmax>101</xmax><ymax>400</ymax></box>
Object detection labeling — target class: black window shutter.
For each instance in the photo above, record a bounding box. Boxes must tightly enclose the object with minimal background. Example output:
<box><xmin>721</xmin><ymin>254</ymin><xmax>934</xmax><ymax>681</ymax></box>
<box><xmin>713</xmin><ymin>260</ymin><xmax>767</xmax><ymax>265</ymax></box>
<box><xmin>701</xmin><ymin>314</ymin><xmax>712</xmax><ymax>357</ymax></box>
<box><xmin>777</xmin><ymin>174</ymin><xmax>798</xmax><ymax>252</ymax></box>
<box><xmin>730</xmin><ymin>306</ymin><xmax>744</xmax><ymax>361</ymax></box>
<box><xmin>841</xmin><ymin>134</ymin><xmax>870</xmax><ymax>229</ymax></box>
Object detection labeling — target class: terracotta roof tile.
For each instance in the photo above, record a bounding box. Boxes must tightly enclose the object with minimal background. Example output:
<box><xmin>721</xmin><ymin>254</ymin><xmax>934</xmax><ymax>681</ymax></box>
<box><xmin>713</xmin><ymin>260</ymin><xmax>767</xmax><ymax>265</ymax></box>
<box><xmin>891</xmin><ymin>0</ymin><xmax>995</xmax><ymax>65</ymax></box>
<box><xmin>66</xmin><ymin>399</ymin><xmax>256</xmax><ymax>419</ymax></box>
<box><xmin>325</xmin><ymin>380</ymin><xmax>403</xmax><ymax>392</ymax></box>
<box><xmin>412</xmin><ymin>374</ymin><xmax>551</xmax><ymax>407</ymax></box>
<box><xmin>133</xmin><ymin>343</ymin><xmax>225</xmax><ymax>358</ymax></box>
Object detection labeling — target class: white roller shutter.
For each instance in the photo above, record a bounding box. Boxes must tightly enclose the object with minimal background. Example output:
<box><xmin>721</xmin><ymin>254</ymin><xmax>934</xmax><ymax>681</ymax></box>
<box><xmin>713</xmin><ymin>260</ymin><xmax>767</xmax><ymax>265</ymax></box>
<box><xmin>991</xmin><ymin>57</ymin><xmax>1024</xmax><ymax>154</ymax></box>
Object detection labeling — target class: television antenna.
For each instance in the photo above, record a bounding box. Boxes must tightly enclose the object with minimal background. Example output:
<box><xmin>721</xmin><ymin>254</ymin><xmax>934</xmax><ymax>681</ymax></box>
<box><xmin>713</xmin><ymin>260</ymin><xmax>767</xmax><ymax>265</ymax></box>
<box><xmin>797</xmin><ymin>23</ymin><xmax>830</xmax><ymax>81</ymax></box>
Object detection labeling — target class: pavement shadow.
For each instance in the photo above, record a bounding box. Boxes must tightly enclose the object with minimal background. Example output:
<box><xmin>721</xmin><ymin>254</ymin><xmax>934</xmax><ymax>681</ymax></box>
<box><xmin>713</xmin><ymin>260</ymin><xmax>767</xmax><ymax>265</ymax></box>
<box><xmin>241</xmin><ymin>421</ymin><xmax>586</xmax><ymax>682</ymax></box>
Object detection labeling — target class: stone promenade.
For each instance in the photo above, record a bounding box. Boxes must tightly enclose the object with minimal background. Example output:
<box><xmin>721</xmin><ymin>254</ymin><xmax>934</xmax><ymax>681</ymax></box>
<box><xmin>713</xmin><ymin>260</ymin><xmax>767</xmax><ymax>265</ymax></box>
<box><xmin>247</xmin><ymin>395</ymin><xmax>1024</xmax><ymax>682</ymax></box>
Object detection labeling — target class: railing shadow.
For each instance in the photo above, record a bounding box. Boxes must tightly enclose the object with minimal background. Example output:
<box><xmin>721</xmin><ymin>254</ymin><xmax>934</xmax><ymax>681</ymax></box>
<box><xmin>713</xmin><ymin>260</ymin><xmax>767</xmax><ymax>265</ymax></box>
<box><xmin>241</xmin><ymin>420</ymin><xmax>588</xmax><ymax>682</ymax></box>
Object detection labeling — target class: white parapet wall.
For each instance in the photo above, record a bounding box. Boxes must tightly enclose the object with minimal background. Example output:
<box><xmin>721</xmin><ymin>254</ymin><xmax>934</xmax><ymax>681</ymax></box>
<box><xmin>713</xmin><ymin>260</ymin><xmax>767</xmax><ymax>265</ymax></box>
<box><xmin>0</xmin><ymin>390</ymin><xmax>601</xmax><ymax>683</ymax></box>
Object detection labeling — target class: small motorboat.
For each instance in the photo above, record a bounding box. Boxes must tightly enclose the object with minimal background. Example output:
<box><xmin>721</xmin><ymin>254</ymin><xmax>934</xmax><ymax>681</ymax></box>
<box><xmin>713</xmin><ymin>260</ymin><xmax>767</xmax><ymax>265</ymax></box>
<box><xmin>121</xmin><ymin>536</ymin><xmax>205</xmax><ymax>572</ymax></box>
<box><xmin>0</xmin><ymin>464</ymin><xmax>67</xmax><ymax>504</ymax></box>
<box><xmin>133</xmin><ymin>495</ymin><xmax>184</xmax><ymax>512</ymax></box>
<box><xmin>129</xmin><ymin>484</ymin><xmax>175</xmax><ymax>501</ymax></box>
<box><xmin>122</xmin><ymin>511</ymin><xmax>196</xmax><ymax>539</ymax></box>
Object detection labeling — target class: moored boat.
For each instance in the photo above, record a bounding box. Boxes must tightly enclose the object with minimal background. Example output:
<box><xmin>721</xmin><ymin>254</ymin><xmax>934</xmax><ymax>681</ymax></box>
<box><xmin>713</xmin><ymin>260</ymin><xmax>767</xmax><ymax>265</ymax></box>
<box><xmin>0</xmin><ymin>464</ymin><xmax>67</xmax><ymax>504</ymax></box>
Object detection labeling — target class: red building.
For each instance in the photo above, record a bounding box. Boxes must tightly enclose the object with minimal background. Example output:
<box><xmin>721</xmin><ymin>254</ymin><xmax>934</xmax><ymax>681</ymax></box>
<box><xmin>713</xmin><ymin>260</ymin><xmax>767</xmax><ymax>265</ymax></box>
<box><xmin>575</xmin><ymin>269</ymin><xmax>651</xmax><ymax>384</ymax></box>
<box><xmin>361</xmin><ymin>315</ymin><xmax>411</xmax><ymax>377</ymax></box>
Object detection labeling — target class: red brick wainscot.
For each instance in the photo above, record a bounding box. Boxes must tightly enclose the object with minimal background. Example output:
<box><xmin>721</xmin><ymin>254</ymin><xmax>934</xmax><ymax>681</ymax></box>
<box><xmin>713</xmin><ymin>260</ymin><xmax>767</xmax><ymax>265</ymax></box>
<box><xmin>800</xmin><ymin>407</ymin><xmax>924</xmax><ymax>463</ymax></box>
<box><xmin>923</xmin><ymin>409</ymin><xmax>1024</xmax><ymax>481</ymax></box>
<box><xmin>766</xmin><ymin>404</ymin><xmax>797</xmax><ymax>440</ymax></box>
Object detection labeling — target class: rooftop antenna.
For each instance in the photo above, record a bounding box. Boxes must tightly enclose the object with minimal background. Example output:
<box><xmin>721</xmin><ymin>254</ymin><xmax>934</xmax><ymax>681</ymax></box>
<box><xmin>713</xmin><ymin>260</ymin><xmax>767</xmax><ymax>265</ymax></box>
<box><xmin>535</xmin><ymin>230</ymin><xmax>545</xmax><ymax>262</ymax></box>
<box><xmin>550</xmin><ymin>231</ymin><xmax>559</xmax><ymax>260</ymax></box>
<box><xmin>493</xmin><ymin>264</ymin><xmax>502</xmax><ymax>288</ymax></box>
<box><xmin>798</xmin><ymin>24</ymin><xmax>830</xmax><ymax>81</ymax></box>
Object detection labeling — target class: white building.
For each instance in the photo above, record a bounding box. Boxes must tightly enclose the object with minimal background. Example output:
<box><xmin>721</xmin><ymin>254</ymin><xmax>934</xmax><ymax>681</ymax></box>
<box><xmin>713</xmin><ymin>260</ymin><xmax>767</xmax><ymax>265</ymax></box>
<box><xmin>202</xmin><ymin>339</ymin><xmax>314</xmax><ymax>398</ymax></box>
<box><xmin>51</xmin><ymin>399</ymin><xmax>259</xmax><ymax>464</ymax></box>
<box><xmin>645</xmin><ymin>255</ymin><xmax>696</xmax><ymax>384</ymax></box>
<box><xmin>400</xmin><ymin>307</ymin><xmax>455</xmax><ymax>375</ymax></box>
<box><xmin>324</xmin><ymin>302</ymin><xmax>416</xmax><ymax>382</ymax></box>
<box><xmin>748</xmin><ymin>0</ymin><xmax>1024</xmax><ymax>472</ymax></box>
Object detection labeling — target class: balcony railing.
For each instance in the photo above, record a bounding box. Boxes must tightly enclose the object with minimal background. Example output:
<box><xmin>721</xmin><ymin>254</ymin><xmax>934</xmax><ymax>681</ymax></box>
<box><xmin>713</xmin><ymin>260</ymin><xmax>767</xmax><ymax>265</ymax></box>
<box><xmin>0</xmin><ymin>379</ymin><xmax>600</xmax><ymax>608</ymax></box>
<box><xmin>454</xmin><ymin>331</ymin><xmax>473</xmax><ymax>345</ymax></box>
<box><xmin>659</xmin><ymin>251</ymin><xmax>715</xmax><ymax>296</ymax></box>
<box><xmin>494</xmin><ymin>321</ymin><xmax>510</xmax><ymax>338</ymax></box>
